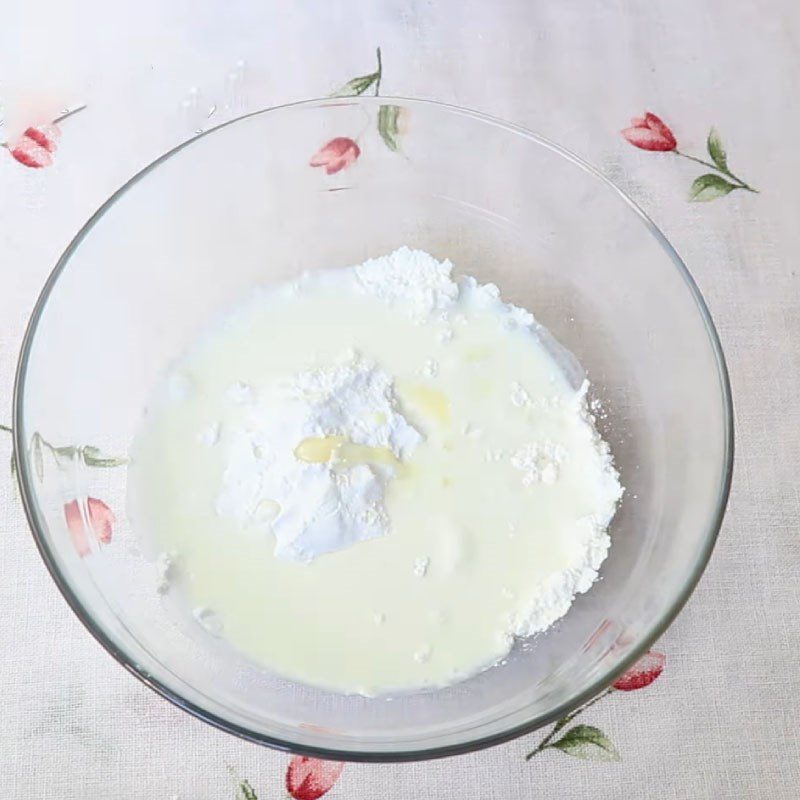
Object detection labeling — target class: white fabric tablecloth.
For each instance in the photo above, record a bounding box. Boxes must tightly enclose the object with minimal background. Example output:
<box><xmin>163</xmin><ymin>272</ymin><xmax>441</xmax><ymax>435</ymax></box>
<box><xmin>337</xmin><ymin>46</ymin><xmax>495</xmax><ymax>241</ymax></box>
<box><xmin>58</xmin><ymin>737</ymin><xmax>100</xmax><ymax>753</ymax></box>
<box><xmin>1</xmin><ymin>1</ymin><xmax>799</xmax><ymax>797</ymax></box>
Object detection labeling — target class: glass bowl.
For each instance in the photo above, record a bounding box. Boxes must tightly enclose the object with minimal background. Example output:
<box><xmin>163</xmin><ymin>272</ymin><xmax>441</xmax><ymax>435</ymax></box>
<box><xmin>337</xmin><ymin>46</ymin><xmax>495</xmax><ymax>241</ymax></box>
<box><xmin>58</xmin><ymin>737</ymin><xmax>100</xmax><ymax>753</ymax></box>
<box><xmin>13</xmin><ymin>97</ymin><xmax>732</xmax><ymax>761</ymax></box>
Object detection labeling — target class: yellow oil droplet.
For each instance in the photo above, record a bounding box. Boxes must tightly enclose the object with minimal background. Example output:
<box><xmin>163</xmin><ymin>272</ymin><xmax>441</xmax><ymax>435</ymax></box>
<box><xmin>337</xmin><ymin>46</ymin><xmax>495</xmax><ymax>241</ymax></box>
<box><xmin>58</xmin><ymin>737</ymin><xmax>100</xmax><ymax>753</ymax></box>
<box><xmin>249</xmin><ymin>498</ymin><xmax>282</xmax><ymax>528</ymax></box>
<box><xmin>294</xmin><ymin>436</ymin><xmax>400</xmax><ymax>469</ymax></box>
<box><xmin>400</xmin><ymin>384</ymin><xmax>451</xmax><ymax>427</ymax></box>
<box><xmin>337</xmin><ymin>441</ymin><xmax>400</xmax><ymax>469</ymax></box>
<box><xmin>294</xmin><ymin>435</ymin><xmax>346</xmax><ymax>463</ymax></box>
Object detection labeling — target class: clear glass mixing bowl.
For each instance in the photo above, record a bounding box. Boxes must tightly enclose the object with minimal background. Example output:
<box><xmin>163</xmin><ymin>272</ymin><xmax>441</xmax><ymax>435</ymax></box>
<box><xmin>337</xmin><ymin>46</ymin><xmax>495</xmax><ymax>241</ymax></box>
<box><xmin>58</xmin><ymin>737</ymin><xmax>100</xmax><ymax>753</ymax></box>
<box><xmin>13</xmin><ymin>97</ymin><xmax>732</xmax><ymax>761</ymax></box>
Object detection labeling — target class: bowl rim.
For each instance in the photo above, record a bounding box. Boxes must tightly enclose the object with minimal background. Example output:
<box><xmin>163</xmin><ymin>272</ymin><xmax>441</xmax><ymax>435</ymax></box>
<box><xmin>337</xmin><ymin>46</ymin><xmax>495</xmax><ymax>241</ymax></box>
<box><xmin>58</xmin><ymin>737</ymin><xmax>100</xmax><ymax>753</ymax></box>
<box><xmin>12</xmin><ymin>94</ymin><xmax>734</xmax><ymax>762</ymax></box>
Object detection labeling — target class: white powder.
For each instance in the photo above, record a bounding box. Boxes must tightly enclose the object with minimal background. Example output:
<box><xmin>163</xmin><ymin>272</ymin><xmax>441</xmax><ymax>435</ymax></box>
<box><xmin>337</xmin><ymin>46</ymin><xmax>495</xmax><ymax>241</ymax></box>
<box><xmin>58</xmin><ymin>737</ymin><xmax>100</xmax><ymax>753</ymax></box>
<box><xmin>413</xmin><ymin>556</ymin><xmax>431</xmax><ymax>577</ymax></box>
<box><xmin>355</xmin><ymin>246</ymin><xmax>459</xmax><ymax>320</ymax></box>
<box><xmin>215</xmin><ymin>350</ymin><xmax>421</xmax><ymax>563</ymax></box>
<box><xmin>511</xmin><ymin>441</ymin><xmax>567</xmax><ymax>486</ymax></box>
<box><xmin>155</xmin><ymin>551</ymin><xmax>174</xmax><ymax>595</ymax></box>
<box><xmin>421</xmin><ymin>358</ymin><xmax>439</xmax><ymax>378</ymax></box>
<box><xmin>509</xmin><ymin>381</ymin><xmax>621</xmax><ymax>636</ymax></box>
<box><xmin>510</xmin><ymin>520</ymin><xmax>612</xmax><ymax>637</ymax></box>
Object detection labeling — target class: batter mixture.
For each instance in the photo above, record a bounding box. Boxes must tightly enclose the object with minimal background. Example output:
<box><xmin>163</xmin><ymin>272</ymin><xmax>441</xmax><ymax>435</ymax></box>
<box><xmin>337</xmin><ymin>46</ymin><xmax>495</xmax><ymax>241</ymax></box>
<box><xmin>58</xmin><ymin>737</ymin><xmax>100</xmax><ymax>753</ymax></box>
<box><xmin>128</xmin><ymin>247</ymin><xmax>622</xmax><ymax>695</ymax></box>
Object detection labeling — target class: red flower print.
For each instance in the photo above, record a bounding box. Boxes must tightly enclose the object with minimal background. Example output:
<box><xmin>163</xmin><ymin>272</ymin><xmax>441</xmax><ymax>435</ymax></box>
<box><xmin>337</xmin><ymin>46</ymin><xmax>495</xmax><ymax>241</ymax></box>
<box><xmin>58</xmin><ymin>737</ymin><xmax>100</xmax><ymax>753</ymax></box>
<box><xmin>621</xmin><ymin>113</ymin><xmax>758</xmax><ymax>201</ymax></box>
<box><xmin>64</xmin><ymin>497</ymin><xmax>115</xmax><ymax>557</ymax></box>
<box><xmin>621</xmin><ymin>113</ymin><xmax>677</xmax><ymax>152</ymax></box>
<box><xmin>9</xmin><ymin>124</ymin><xmax>61</xmax><ymax>168</ymax></box>
<box><xmin>286</xmin><ymin>756</ymin><xmax>344</xmax><ymax>800</ymax></box>
<box><xmin>4</xmin><ymin>104</ymin><xmax>86</xmax><ymax>169</ymax></box>
<box><xmin>613</xmin><ymin>649</ymin><xmax>666</xmax><ymax>691</ymax></box>
<box><xmin>309</xmin><ymin>137</ymin><xmax>360</xmax><ymax>175</ymax></box>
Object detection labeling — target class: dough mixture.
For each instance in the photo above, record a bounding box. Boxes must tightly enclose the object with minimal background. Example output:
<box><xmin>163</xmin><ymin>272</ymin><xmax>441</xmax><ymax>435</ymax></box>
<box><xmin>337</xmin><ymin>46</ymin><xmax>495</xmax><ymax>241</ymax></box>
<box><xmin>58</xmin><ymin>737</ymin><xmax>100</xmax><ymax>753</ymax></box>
<box><xmin>128</xmin><ymin>248</ymin><xmax>622</xmax><ymax>695</ymax></box>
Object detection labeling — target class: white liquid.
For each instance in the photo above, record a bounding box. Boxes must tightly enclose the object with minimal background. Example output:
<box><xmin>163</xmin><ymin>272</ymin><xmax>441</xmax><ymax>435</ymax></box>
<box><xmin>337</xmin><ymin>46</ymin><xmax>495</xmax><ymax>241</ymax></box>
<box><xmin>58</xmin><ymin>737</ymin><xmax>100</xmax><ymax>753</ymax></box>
<box><xmin>128</xmin><ymin>254</ymin><xmax>622</xmax><ymax>696</ymax></box>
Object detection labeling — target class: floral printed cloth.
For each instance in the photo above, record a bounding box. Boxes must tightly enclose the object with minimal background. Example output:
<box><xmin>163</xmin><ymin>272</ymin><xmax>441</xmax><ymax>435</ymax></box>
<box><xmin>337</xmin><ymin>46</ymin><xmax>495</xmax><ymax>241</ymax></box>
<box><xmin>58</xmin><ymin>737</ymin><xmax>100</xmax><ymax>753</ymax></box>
<box><xmin>0</xmin><ymin>1</ymin><xmax>797</xmax><ymax>799</ymax></box>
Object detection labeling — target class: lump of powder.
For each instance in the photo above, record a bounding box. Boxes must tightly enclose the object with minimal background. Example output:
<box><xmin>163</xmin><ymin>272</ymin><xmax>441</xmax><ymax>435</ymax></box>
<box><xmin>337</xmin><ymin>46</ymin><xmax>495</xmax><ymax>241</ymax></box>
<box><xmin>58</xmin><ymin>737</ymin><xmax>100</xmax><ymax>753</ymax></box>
<box><xmin>215</xmin><ymin>350</ymin><xmax>421</xmax><ymax>563</ymax></box>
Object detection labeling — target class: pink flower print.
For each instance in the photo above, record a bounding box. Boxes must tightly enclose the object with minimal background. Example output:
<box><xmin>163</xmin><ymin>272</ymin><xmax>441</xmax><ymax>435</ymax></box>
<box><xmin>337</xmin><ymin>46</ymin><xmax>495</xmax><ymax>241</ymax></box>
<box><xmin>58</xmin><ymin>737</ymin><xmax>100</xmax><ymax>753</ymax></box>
<box><xmin>9</xmin><ymin>123</ymin><xmax>61</xmax><ymax>168</ymax></box>
<box><xmin>5</xmin><ymin>105</ymin><xmax>85</xmax><ymax>169</ymax></box>
<box><xmin>620</xmin><ymin>111</ymin><xmax>758</xmax><ymax>200</ymax></box>
<box><xmin>613</xmin><ymin>649</ymin><xmax>666</xmax><ymax>691</ymax></box>
<box><xmin>309</xmin><ymin>137</ymin><xmax>360</xmax><ymax>175</ymax></box>
<box><xmin>285</xmin><ymin>756</ymin><xmax>344</xmax><ymax>800</ymax></box>
<box><xmin>64</xmin><ymin>497</ymin><xmax>115</xmax><ymax>557</ymax></box>
<box><xmin>621</xmin><ymin>113</ymin><xmax>677</xmax><ymax>151</ymax></box>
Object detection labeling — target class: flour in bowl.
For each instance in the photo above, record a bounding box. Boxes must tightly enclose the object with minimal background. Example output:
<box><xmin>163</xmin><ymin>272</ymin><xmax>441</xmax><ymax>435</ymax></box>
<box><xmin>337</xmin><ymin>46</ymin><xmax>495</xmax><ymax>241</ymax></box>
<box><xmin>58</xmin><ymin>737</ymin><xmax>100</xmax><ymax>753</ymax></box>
<box><xmin>128</xmin><ymin>247</ymin><xmax>623</xmax><ymax>695</ymax></box>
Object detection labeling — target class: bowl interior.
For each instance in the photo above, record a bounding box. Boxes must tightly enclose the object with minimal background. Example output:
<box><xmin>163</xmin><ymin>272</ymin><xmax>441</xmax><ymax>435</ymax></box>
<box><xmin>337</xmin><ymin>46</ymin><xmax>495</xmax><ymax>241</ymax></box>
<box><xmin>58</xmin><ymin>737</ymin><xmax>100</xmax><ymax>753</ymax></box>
<box><xmin>14</xmin><ymin>97</ymin><xmax>731</xmax><ymax>760</ymax></box>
